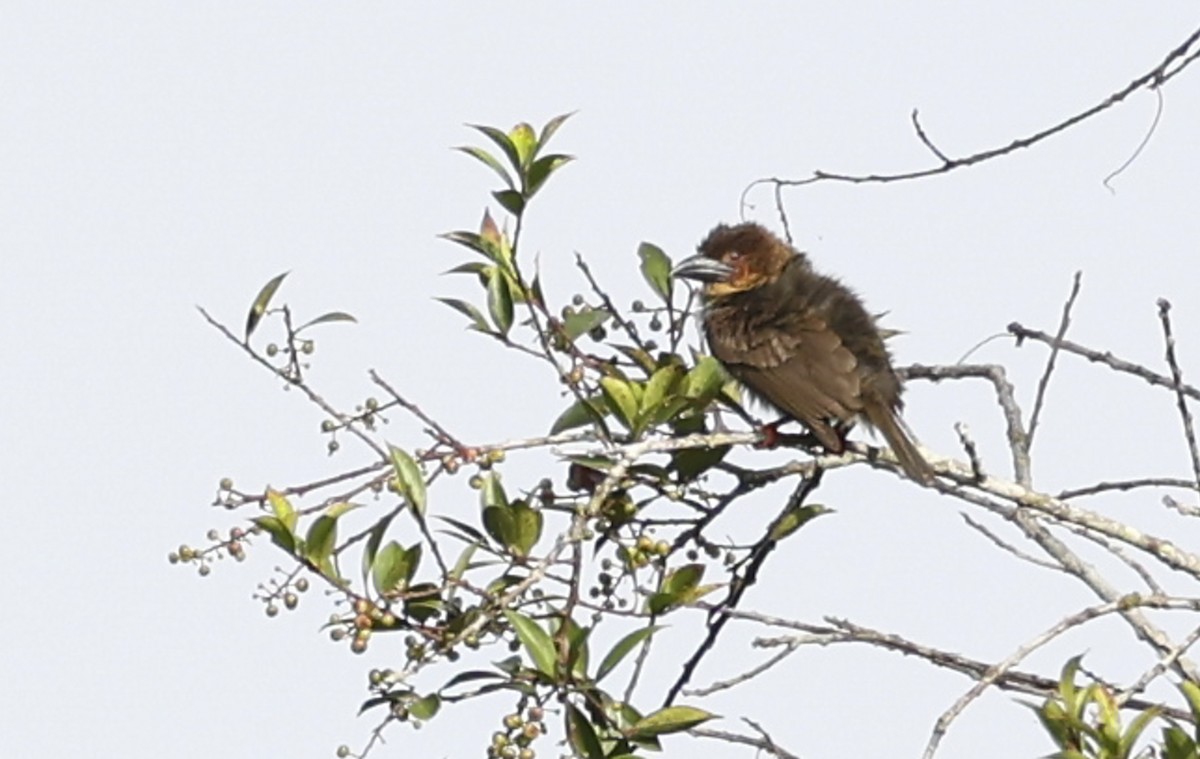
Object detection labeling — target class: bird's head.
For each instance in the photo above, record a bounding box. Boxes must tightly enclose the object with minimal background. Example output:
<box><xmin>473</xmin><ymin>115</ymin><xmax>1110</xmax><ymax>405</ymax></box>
<box><xmin>671</xmin><ymin>222</ymin><xmax>796</xmax><ymax>298</ymax></box>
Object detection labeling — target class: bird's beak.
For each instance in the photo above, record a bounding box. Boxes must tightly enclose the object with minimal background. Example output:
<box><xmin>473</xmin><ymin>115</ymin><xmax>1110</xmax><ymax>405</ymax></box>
<box><xmin>671</xmin><ymin>254</ymin><xmax>735</xmax><ymax>284</ymax></box>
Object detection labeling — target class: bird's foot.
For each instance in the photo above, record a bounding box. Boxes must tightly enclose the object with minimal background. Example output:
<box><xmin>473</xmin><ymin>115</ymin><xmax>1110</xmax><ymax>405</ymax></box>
<box><xmin>754</xmin><ymin>421</ymin><xmax>782</xmax><ymax>449</ymax></box>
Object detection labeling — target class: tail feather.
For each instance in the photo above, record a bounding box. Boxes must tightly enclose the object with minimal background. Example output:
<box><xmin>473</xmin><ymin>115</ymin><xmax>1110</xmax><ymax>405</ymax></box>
<box><xmin>862</xmin><ymin>402</ymin><xmax>935</xmax><ymax>484</ymax></box>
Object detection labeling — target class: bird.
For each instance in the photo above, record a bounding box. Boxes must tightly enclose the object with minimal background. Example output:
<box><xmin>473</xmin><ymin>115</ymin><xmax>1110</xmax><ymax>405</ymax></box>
<box><xmin>671</xmin><ymin>222</ymin><xmax>934</xmax><ymax>484</ymax></box>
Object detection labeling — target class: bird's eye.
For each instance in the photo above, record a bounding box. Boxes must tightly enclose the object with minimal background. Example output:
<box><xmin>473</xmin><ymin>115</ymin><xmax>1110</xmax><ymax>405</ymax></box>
<box><xmin>725</xmin><ymin>250</ymin><xmax>742</xmax><ymax>262</ymax></box>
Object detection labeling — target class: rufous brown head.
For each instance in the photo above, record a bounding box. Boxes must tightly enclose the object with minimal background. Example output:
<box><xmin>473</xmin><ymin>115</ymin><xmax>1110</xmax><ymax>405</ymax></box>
<box><xmin>672</xmin><ymin>222</ymin><xmax>798</xmax><ymax>298</ymax></box>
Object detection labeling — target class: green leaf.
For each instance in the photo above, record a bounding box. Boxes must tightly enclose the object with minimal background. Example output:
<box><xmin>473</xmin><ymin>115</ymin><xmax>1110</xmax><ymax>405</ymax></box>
<box><xmin>480</xmin><ymin>472</ymin><xmax>509</xmax><ymax>510</ymax></box>
<box><xmin>404</xmin><ymin>583</ymin><xmax>443</xmax><ymax>623</ymax></box>
<box><xmin>640</xmin><ymin>364</ymin><xmax>683</xmax><ymax>412</ymax></box>
<box><xmin>1180</xmin><ymin>679</ymin><xmax>1200</xmax><ymax>723</ymax></box>
<box><xmin>493</xmin><ymin>189</ymin><xmax>526</xmax><ymax>216</ymax></box>
<box><xmin>596</xmin><ymin>626</ymin><xmax>662</xmax><ymax>683</ymax></box>
<box><xmin>372</xmin><ymin>541</ymin><xmax>408</xmax><ymax>595</ymax></box>
<box><xmin>509</xmin><ymin>122</ymin><xmax>537</xmax><ymax>169</ymax></box>
<box><xmin>388</xmin><ymin>446</ymin><xmax>428</xmax><ymax>515</ymax></box>
<box><xmin>537</xmin><ymin>111</ymin><xmax>575</xmax><ymax>154</ymax></box>
<box><xmin>566</xmin><ymin>704</ymin><xmax>605</xmax><ymax>759</ymax></box>
<box><xmin>266</xmin><ymin>489</ymin><xmax>297</xmax><ymax>533</ymax></box>
<box><xmin>600</xmin><ymin>376</ymin><xmax>641</xmax><ymax>431</ymax></box>
<box><xmin>304</xmin><ymin>515</ymin><xmax>337</xmax><ymax>567</ymax></box>
<box><xmin>770</xmin><ymin>504</ymin><xmax>832</xmax><ymax>541</ymax></box>
<box><xmin>509</xmin><ymin>501</ymin><xmax>543</xmax><ymax>557</ymax></box>
<box><xmin>409</xmin><ymin>693</ymin><xmax>441</xmax><ymax>721</ymax></box>
<box><xmin>637</xmin><ymin>243</ymin><xmax>672</xmax><ymax>303</ymax></box>
<box><xmin>1119</xmin><ymin>705</ymin><xmax>1161</xmax><ymax>757</ymax></box>
<box><xmin>1163</xmin><ymin>725</ymin><xmax>1195</xmax><ymax>759</ymax></box>
<box><xmin>486</xmin><ymin>270</ymin><xmax>515</xmax><ymax>335</ymax></box>
<box><xmin>437</xmin><ymin>297</ymin><xmax>492</xmax><ymax>334</ymax></box>
<box><xmin>615</xmin><ymin>343</ymin><xmax>657</xmax><ymax>374</ymax></box>
<box><xmin>504</xmin><ymin>610</ymin><xmax>557</xmax><ymax>679</ymax></box>
<box><xmin>670</xmin><ymin>445</ymin><xmax>730</xmax><ymax>482</ymax></box>
<box><xmin>526</xmin><ymin>153</ymin><xmax>573</xmax><ymax>198</ymax></box>
<box><xmin>372</xmin><ymin>541</ymin><xmax>421</xmax><ymax>596</ymax></box>
<box><xmin>445</xmin><ymin>543</ymin><xmax>478</xmax><ymax>603</ymax></box>
<box><xmin>245</xmin><ymin>271</ymin><xmax>288</xmax><ymax>339</ymax></box>
<box><xmin>626</xmin><ymin>705</ymin><xmax>715</xmax><ymax>739</ymax></box>
<box><xmin>482</xmin><ymin>505</ymin><xmax>516</xmax><ymax>550</ymax></box>
<box><xmin>455</xmin><ymin>145</ymin><xmax>515</xmax><ymax>189</ymax></box>
<box><xmin>252</xmin><ymin>515</ymin><xmax>296</xmax><ymax>554</ymax></box>
<box><xmin>683</xmin><ymin>356</ymin><xmax>727</xmax><ymax>402</ymax></box>
<box><xmin>647</xmin><ymin>564</ymin><xmax>708</xmax><ymax>615</ymax></box>
<box><xmin>440</xmin><ymin>230</ymin><xmax>493</xmax><ymax>260</ymax></box>
<box><xmin>403</xmin><ymin>543</ymin><xmax>423</xmax><ymax>584</ymax></box>
<box><xmin>361</xmin><ymin>514</ymin><xmax>395</xmax><ymax>582</ymax></box>
<box><xmin>469</xmin><ymin>124</ymin><xmax>522</xmax><ymax>176</ymax></box>
<box><xmin>661</xmin><ymin>563</ymin><xmax>704</xmax><ymax>596</ymax></box>
<box><xmin>563</xmin><ymin>308</ymin><xmax>611</xmax><ymax>341</ymax></box>
<box><xmin>295</xmin><ymin>311</ymin><xmax>357</xmax><ymax>333</ymax></box>
<box><xmin>550</xmin><ymin>396</ymin><xmax>608</xmax><ymax>434</ymax></box>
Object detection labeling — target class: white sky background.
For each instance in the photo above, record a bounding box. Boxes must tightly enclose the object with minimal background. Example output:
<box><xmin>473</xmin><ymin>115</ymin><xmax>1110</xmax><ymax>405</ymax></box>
<box><xmin>3</xmin><ymin>3</ymin><xmax>1200</xmax><ymax>758</ymax></box>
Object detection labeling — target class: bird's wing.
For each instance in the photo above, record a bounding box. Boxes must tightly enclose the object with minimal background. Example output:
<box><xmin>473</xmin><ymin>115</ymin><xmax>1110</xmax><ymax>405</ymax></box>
<box><xmin>709</xmin><ymin>310</ymin><xmax>864</xmax><ymax>426</ymax></box>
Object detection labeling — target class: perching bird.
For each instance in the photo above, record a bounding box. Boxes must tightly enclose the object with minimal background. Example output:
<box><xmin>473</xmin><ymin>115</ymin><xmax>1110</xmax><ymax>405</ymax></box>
<box><xmin>671</xmin><ymin>222</ymin><xmax>934</xmax><ymax>484</ymax></box>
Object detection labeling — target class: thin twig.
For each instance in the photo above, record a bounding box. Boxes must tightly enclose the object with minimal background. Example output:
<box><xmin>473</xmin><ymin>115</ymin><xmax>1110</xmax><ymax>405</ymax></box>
<box><xmin>1157</xmin><ymin>299</ymin><xmax>1200</xmax><ymax>497</ymax></box>
<box><xmin>1008</xmin><ymin>322</ymin><xmax>1200</xmax><ymax>401</ymax></box>
<box><xmin>1027</xmin><ymin>271</ymin><xmax>1083</xmax><ymax>453</ymax></box>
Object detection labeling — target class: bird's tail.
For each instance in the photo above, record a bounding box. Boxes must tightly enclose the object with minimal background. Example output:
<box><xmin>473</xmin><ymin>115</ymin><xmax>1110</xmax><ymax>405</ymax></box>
<box><xmin>863</xmin><ymin>402</ymin><xmax>935</xmax><ymax>485</ymax></box>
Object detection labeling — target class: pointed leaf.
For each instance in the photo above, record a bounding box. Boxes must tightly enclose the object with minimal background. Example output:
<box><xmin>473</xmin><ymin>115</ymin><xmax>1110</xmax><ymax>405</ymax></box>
<box><xmin>683</xmin><ymin>356</ymin><xmax>727</xmax><ymax>402</ymax></box>
<box><xmin>626</xmin><ymin>705</ymin><xmax>715</xmax><ymax>739</ymax></box>
<box><xmin>482</xmin><ymin>506</ymin><xmax>516</xmax><ymax>550</ymax></box>
<box><xmin>266</xmin><ymin>489</ymin><xmax>298</xmax><ymax>532</ymax></box>
<box><xmin>637</xmin><ymin>243</ymin><xmax>672</xmax><ymax>303</ymax></box>
<box><xmin>1119</xmin><ymin>705</ymin><xmax>1161</xmax><ymax>757</ymax></box>
<box><xmin>509</xmin><ymin>122</ymin><xmax>537</xmax><ymax>168</ymax></box>
<box><xmin>245</xmin><ymin>271</ymin><xmax>288</xmax><ymax>339</ymax></box>
<box><xmin>563</xmin><ymin>308</ymin><xmax>611</xmax><ymax>341</ymax></box>
<box><xmin>252</xmin><ymin>515</ymin><xmax>296</xmax><ymax>554</ymax></box>
<box><xmin>661</xmin><ymin>563</ymin><xmax>705</xmax><ymax>596</ymax></box>
<box><xmin>550</xmin><ymin>396</ymin><xmax>608</xmax><ymax>434</ymax></box>
<box><xmin>670</xmin><ymin>445</ymin><xmax>730</xmax><ymax>482</ymax></box>
<box><xmin>566</xmin><ymin>704</ymin><xmax>605</xmax><ymax>759</ymax></box>
<box><xmin>480</xmin><ymin>472</ymin><xmax>509</xmax><ymax>510</ymax></box>
<box><xmin>504</xmin><ymin>610</ymin><xmax>557</xmax><ymax>679</ymax></box>
<box><xmin>361</xmin><ymin>514</ymin><xmax>395</xmax><ymax>581</ymax></box>
<box><xmin>296</xmin><ymin>311</ymin><xmax>357</xmax><ymax>333</ymax></box>
<box><xmin>640</xmin><ymin>364</ymin><xmax>684</xmax><ymax>415</ymax></box>
<box><xmin>1180</xmin><ymin>679</ymin><xmax>1200</xmax><ymax>723</ymax></box>
<box><xmin>537</xmin><ymin>111</ymin><xmax>575</xmax><ymax>154</ymax></box>
<box><xmin>304</xmin><ymin>515</ymin><xmax>337</xmax><ymax>566</ymax></box>
<box><xmin>440</xmin><ymin>230</ymin><xmax>493</xmax><ymax>260</ymax></box>
<box><xmin>509</xmin><ymin>501</ymin><xmax>543</xmax><ymax>557</ymax></box>
<box><xmin>406</xmin><ymin>693</ymin><xmax>440</xmax><ymax>721</ymax></box>
<box><xmin>403</xmin><ymin>543</ymin><xmax>422</xmax><ymax>584</ymax></box>
<box><xmin>486</xmin><ymin>270</ymin><xmax>515</xmax><ymax>335</ymax></box>
<box><xmin>526</xmin><ymin>153</ymin><xmax>573</xmax><ymax>198</ymax></box>
<box><xmin>436</xmin><ymin>515</ymin><xmax>489</xmax><ymax>545</ymax></box>
<box><xmin>372</xmin><ymin>540</ymin><xmax>409</xmax><ymax>595</ymax></box>
<box><xmin>493</xmin><ymin>189</ymin><xmax>526</xmax><ymax>216</ymax></box>
<box><xmin>388</xmin><ymin>445</ymin><xmax>427</xmax><ymax>515</ymax></box>
<box><xmin>437</xmin><ymin>297</ymin><xmax>491</xmax><ymax>333</ymax></box>
<box><xmin>597</xmin><ymin>625</ymin><xmax>662</xmax><ymax>683</ymax></box>
<box><xmin>770</xmin><ymin>504</ymin><xmax>832</xmax><ymax>541</ymax></box>
<box><xmin>455</xmin><ymin>145</ymin><xmax>515</xmax><ymax>189</ymax></box>
<box><xmin>469</xmin><ymin>124</ymin><xmax>522</xmax><ymax>175</ymax></box>
<box><xmin>599</xmin><ymin>377</ymin><xmax>640</xmax><ymax>431</ymax></box>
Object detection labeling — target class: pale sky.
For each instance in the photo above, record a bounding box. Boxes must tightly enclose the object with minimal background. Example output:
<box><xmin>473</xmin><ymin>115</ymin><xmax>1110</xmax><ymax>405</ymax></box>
<box><xmin>4</xmin><ymin>4</ymin><xmax>1200</xmax><ymax>758</ymax></box>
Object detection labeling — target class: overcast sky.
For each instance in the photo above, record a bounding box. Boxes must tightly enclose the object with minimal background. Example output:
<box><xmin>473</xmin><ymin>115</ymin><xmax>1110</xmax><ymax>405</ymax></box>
<box><xmin>4</xmin><ymin>4</ymin><xmax>1200</xmax><ymax>758</ymax></box>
